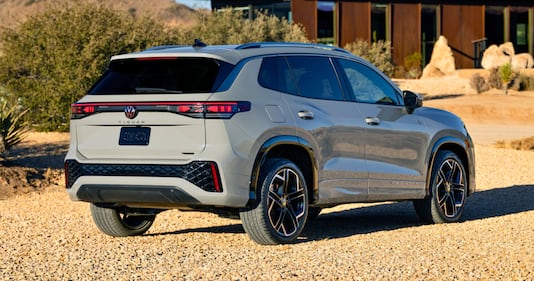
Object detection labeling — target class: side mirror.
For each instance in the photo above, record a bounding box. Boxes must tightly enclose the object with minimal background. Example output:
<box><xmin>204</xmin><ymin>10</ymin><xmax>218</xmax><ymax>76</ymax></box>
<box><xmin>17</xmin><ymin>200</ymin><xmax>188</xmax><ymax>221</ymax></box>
<box><xmin>403</xmin><ymin>90</ymin><xmax>423</xmax><ymax>114</ymax></box>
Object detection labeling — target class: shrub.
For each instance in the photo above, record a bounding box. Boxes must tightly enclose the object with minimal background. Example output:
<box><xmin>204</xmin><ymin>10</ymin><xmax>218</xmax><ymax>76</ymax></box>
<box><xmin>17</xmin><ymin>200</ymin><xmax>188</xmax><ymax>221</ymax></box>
<box><xmin>518</xmin><ymin>75</ymin><xmax>534</xmax><ymax>91</ymax></box>
<box><xmin>403</xmin><ymin>52</ymin><xmax>422</xmax><ymax>79</ymax></box>
<box><xmin>0</xmin><ymin>3</ymin><xmax>183</xmax><ymax>131</ymax></box>
<box><xmin>469</xmin><ymin>73</ymin><xmax>489</xmax><ymax>93</ymax></box>
<box><xmin>188</xmin><ymin>8</ymin><xmax>308</xmax><ymax>44</ymax></box>
<box><xmin>488</xmin><ymin>68</ymin><xmax>503</xmax><ymax>89</ymax></box>
<box><xmin>344</xmin><ymin>40</ymin><xmax>395</xmax><ymax>77</ymax></box>
<box><xmin>0</xmin><ymin>99</ymin><xmax>29</xmax><ymax>155</ymax></box>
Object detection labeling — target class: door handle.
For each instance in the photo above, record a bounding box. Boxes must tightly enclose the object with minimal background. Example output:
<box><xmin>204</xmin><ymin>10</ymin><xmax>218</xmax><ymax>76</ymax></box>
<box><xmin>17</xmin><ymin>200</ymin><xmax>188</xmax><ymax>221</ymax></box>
<box><xmin>365</xmin><ymin>117</ymin><xmax>380</xmax><ymax>126</ymax></box>
<box><xmin>298</xmin><ymin>111</ymin><xmax>314</xmax><ymax>120</ymax></box>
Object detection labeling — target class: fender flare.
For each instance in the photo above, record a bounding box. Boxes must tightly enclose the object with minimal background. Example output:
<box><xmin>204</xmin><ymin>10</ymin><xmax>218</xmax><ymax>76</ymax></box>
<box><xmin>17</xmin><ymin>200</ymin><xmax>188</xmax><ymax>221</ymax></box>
<box><xmin>246</xmin><ymin>135</ymin><xmax>317</xmax><ymax>207</ymax></box>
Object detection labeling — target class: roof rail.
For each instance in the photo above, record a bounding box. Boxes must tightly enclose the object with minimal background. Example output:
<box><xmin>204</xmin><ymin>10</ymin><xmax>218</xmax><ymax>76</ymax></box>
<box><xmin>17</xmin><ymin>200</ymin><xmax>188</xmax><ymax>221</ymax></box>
<box><xmin>236</xmin><ymin>42</ymin><xmax>350</xmax><ymax>54</ymax></box>
<box><xmin>143</xmin><ymin>45</ymin><xmax>187</xmax><ymax>51</ymax></box>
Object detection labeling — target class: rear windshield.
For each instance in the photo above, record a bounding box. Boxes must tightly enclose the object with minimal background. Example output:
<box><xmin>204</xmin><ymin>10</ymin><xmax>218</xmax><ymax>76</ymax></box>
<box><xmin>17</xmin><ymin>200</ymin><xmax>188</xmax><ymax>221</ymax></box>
<box><xmin>88</xmin><ymin>57</ymin><xmax>233</xmax><ymax>94</ymax></box>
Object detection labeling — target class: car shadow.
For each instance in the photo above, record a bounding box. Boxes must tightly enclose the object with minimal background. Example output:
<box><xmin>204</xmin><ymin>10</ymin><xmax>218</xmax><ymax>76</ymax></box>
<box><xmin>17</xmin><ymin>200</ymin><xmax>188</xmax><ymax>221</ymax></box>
<box><xmin>149</xmin><ymin>185</ymin><xmax>534</xmax><ymax>242</ymax></box>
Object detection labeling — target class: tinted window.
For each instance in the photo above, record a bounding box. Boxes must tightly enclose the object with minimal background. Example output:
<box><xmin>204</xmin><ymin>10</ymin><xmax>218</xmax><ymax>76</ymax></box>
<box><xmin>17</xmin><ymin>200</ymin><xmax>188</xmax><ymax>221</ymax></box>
<box><xmin>258</xmin><ymin>57</ymin><xmax>298</xmax><ymax>95</ymax></box>
<box><xmin>287</xmin><ymin>56</ymin><xmax>344</xmax><ymax>101</ymax></box>
<box><xmin>89</xmin><ymin>58</ymin><xmax>231</xmax><ymax>94</ymax></box>
<box><xmin>336</xmin><ymin>59</ymin><xmax>401</xmax><ymax>105</ymax></box>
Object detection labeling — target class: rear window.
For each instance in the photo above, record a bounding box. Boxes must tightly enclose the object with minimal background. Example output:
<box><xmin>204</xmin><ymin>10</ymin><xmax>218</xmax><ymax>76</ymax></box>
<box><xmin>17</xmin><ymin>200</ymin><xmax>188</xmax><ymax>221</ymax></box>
<box><xmin>88</xmin><ymin>57</ymin><xmax>233</xmax><ymax>95</ymax></box>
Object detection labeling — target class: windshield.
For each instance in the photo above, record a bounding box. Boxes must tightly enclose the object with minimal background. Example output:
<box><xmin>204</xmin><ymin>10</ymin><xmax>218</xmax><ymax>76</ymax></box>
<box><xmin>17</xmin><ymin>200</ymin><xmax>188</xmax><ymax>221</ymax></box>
<box><xmin>89</xmin><ymin>57</ymin><xmax>232</xmax><ymax>94</ymax></box>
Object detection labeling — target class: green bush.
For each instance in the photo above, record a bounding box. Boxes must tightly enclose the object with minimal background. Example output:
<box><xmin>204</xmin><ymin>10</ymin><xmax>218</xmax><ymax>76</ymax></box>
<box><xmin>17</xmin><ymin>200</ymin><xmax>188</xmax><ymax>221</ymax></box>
<box><xmin>0</xmin><ymin>99</ymin><xmax>29</xmax><ymax>155</ymax></box>
<box><xmin>343</xmin><ymin>40</ymin><xmax>395</xmax><ymax>76</ymax></box>
<box><xmin>0</xmin><ymin>4</ymin><xmax>183</xmax><ymax>131</ymax></box>
<box><xmin>403</xmin><ymin>52</ymin><xmax>422</xmax><ymax>79</ymax></box>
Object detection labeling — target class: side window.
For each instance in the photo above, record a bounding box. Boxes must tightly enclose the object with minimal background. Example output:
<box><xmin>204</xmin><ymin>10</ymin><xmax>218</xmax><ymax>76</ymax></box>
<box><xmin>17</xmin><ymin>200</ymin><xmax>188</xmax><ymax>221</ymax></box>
<box><xmin>336</xmin><ymin>59</ymin><xmax>401</xmax><ymax>105</ymax></box>
<box><xmin>258</xmin><ymin>57</ymin><xmax>298</xmax><ymax>95</ymax></box>
<box><xmin>286</xmin><ymin>56</ymin><xmax>344</xmax><ymax>101</ymax></box>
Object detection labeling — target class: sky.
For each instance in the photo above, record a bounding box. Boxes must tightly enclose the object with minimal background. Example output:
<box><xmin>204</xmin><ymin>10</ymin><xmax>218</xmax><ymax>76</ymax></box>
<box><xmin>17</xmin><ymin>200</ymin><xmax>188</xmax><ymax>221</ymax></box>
<box><xmin>176</xmin><ymin>0</ymin><xmax>211</xmax><ymax>9</ymax></box>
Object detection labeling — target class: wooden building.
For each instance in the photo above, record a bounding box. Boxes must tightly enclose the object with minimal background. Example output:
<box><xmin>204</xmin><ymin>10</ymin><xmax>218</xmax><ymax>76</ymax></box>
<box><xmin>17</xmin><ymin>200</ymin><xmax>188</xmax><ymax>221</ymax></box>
<box><xmin>211</xmin><ymin>0</ymin><xmax>534</xmax><ymax>68</ymax></box>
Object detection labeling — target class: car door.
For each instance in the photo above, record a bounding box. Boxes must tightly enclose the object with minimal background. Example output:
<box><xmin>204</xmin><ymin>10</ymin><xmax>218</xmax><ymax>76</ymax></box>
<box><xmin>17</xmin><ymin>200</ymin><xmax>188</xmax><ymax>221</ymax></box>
<box><xmin>334</xmin><ymin>58</ymin><xmax>430</xmax><ymax>201</ymax></box>
<box><xmin>274</xmin><ymin>56</ymin><xmax>369</xmax><ymax>204</ymax></box>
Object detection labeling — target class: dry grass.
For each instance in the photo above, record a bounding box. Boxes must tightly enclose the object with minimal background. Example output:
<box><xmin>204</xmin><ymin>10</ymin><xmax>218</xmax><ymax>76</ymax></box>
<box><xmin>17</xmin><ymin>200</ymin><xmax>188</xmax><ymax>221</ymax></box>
<box><xmin>495</xmin><ymin>136</ymin><xmax>534</xmax><ymax>151</ymax></box>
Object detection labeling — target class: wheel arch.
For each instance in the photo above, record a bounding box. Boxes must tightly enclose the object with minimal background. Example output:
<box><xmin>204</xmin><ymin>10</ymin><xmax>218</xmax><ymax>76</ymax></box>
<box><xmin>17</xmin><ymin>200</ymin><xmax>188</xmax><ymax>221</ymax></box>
<box><xmin>247</xmin><ymin>135</ymin><xmax>317</xmax><ymax>207</ymax></box>
<box><xmin>427</xmin><ymin>136</ymin><xmax>476</xmax><ymax>197</ymax></box>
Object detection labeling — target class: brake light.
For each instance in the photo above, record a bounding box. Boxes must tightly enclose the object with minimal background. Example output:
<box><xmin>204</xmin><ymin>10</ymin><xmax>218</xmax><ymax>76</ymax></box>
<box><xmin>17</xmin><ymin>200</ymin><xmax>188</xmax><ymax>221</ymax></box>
<box><xmin>71</xmin><ymin>104</ymin><xmax>95</xmax><ymax>119</ymax></box>
<box><xmin>177</xmin><ymin>102</ymin><xmax>251</xmax><ymax>119</ymax></box>
<box><xmin>70</xmin><ymin>101</ymin><xmax>251</xmax><ymax>119</ymax></box>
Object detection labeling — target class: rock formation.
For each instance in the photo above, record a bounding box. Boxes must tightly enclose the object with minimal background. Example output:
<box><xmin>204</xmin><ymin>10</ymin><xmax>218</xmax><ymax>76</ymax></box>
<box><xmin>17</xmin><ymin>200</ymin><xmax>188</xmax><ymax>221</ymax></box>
<box><xmin>421</xmin><ymin>36</ymin><xmax>455</xmax><ymax>78</ymax></box>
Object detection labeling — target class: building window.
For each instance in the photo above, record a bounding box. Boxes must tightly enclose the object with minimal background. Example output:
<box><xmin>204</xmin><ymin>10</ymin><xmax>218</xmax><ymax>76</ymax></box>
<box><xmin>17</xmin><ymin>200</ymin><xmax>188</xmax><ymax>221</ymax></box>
<box><xmin>510</xmin><ymin>7</ymin><xmax>531</xmax><ymax>53</ymax></box>
<box><xmin>317</xmin><ymin>1</ymin><xmax>336</xmax><ymax>45</ymax></box>
<box><xmin>421</xmin><ymin>5</ymin><xmax>439</xmax><ymax>66</ymax></box>
<box><xmin>485</xmin><ymin>6</ymin><xmax>505</xmax><ymax>46</ymax></box>
<box><xmin>371</xmin><ymin>3</ymin><xmax>389</xmax><ymax>42</ymax></box>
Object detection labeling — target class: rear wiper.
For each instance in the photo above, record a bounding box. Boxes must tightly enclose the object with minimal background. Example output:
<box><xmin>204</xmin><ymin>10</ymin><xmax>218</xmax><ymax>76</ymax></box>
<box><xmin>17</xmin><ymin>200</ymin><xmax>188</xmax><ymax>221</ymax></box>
<box><xmin>135</xmin><ymin>87</ymin><xmax>183</xmax><ymax>94</ymax></box>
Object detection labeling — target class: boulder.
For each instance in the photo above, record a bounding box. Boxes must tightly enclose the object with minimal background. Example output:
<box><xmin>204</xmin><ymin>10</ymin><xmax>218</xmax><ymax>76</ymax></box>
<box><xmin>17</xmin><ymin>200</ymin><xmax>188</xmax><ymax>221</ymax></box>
<box><xmin>421</xmin><ymin>36</ymin><xmax>455</xmax><ymax>78</ymax></box>
<box><xmin>481</xmin><ymin>44</ymin><xmax>511</xmax><ymax>69</ymax></box>
<box><xmin>499</xmin><ymin>42</ymin><xmax>515</xmax><ymax>56</ymax></box>
<box><xmin>511</xmin><ymin>53</ymin><xmax>534</xmax><ymax>70</ymax></box>
<box><xmin>421</xmin><ymin>64</ymin><xmax>445</xmax><ymax>78</ymax></box>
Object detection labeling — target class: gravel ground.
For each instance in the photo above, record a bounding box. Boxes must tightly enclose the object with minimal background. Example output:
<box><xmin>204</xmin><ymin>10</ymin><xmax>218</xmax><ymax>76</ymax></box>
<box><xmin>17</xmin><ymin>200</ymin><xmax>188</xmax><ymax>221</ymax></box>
<box><xmin>1</xmin><ymin>144</ymin><xmax>533</xmax><ymax>281</ymax></box>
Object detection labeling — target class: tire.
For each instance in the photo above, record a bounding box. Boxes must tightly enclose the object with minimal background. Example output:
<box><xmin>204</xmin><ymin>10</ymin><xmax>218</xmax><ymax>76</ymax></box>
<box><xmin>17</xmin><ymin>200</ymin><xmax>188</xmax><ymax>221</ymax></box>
<box><xmin>414</xmin><ymin>150</ymin><xmax>467</xmax><ymax>224</ymax></box>
<box><xmin>90</xmin><ymin>204</ymin><xmax>156</xmax><ymax>237</ymax></box>
<box><xmin>240</xmin><ymin>158</ymin><xmax>308</xmax><ymax>245</ymax></box>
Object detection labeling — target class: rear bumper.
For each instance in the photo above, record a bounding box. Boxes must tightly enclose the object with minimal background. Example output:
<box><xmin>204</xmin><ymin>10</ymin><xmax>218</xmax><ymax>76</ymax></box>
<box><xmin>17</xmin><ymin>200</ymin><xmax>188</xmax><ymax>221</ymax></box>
<box><xmin>64</xmin><ymin>159</ymin><xmax>250</xmax><ymax>208</ymax></box>
<box><xmin>76</xmin><ymin>184</ymin><xmax>200</xmax><ymax>207</ymax></box>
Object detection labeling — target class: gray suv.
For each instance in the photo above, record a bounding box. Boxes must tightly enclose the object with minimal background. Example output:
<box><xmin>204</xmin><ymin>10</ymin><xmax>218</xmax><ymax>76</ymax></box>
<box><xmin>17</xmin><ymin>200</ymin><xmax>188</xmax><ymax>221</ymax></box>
<box><xmin>64</xmin><ymin>42</ymin><xmax>475</xmax><ymax>245</ymax></box>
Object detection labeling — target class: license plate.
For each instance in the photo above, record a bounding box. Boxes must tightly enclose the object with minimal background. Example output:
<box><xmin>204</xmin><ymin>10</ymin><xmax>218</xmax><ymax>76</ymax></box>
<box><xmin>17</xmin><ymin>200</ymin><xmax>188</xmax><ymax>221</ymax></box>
<box><xmin>119</xmin><ymin>127</ymin><xmax>151</xmax><ymax>146</ymax></box>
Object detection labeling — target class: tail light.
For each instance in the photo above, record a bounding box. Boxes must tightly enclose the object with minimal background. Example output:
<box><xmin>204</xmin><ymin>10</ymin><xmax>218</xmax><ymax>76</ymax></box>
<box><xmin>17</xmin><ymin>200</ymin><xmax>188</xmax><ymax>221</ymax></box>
<box><xmin>70</xmin><ymin>101</ymin><xmax>251</xmax><ymax>120</ymax></box>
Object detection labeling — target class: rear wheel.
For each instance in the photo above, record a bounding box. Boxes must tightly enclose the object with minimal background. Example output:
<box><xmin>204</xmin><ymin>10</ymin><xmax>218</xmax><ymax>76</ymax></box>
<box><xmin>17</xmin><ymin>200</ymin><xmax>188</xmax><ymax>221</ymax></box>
<box><xmin>240</xmin><ymin>158</ymin><xmax>308</xmax><ymax>245</ymax></box>
<box><xmin>414</xmin><ymin>150</ymin><xmax>467</xmax><ymax>224</ymax></box>
<box><xmin>90</xmin><ymin>204</ymin><xmax>156</xmax><ymax>237</ymax></box>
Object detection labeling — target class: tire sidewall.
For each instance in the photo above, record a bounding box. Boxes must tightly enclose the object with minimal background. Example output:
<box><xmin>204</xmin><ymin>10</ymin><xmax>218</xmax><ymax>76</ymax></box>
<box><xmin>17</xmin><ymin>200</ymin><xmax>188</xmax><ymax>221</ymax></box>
<box><xmin>429</xmin><ymin>150</ymin><xmax>467</xmax><ymax>223</ymax></box>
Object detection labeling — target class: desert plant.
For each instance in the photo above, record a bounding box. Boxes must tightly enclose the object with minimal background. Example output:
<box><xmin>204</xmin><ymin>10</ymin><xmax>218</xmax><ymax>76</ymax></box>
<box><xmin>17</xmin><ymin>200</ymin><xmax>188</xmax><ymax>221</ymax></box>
<box><xmin>495</xmin><ymin>136</ymin><xmax>534</xmax><ymax>151</ymax></box>
<box><xmin>498</xmin><ymin>63</ymin><xmax>515</xmax><ymax>95</ymax></box>
<box><xmin>469</xmin><ymin>73</ymin><xmax>489</xmax><ymax>93</ymax></box>
<box><xmin>518</xmin><ymin>74</ymin><xmax>534</xmax><ymax>91</ymax></box>
<box><xmin>344</xmin><ymin>40</ymin><xmax>395</xmax><ymax>76</ymax></box>
<box><xmin>488</xmin><ymin>67</ymin><xmax>503</xmax><ymax>90</ymax></box>
<box><xmin>403</xmin><ymin>52</ymin><xmax>422</xmax><ymax>79</ymax></box>
<box><xmin>0</xmin><ymin>99</ymin><xmax>29</xmax><ymax>155</ymax></box>
<box><xmin>0</xmin><ymin>3</ymin><xmax>183</xmax><ymax>131</ymax></box>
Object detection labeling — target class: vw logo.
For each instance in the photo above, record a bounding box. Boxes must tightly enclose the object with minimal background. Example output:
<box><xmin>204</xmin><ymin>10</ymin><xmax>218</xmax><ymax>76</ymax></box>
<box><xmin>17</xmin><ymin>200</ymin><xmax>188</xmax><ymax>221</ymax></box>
<box><xmin>124</xmin><ymin>105</ymin><xmax>138</xmax><ymax>119</ymax></box>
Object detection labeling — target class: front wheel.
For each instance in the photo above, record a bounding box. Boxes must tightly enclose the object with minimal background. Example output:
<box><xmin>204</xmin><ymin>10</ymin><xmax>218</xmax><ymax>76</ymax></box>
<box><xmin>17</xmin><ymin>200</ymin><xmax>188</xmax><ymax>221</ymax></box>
<box><xmin>240</xmin><ymin>158</ymin><xmax>308</xmax><ymax>245</ymax></box>
<box><xmin>90</xmin><ymin>204</ymin><xmax>156</xmax><ymax>237</ymax></box>
<box><xmin>414</xmin><ymin>150</ymin><xmax>467</xmax><ymax>224</ymax></box>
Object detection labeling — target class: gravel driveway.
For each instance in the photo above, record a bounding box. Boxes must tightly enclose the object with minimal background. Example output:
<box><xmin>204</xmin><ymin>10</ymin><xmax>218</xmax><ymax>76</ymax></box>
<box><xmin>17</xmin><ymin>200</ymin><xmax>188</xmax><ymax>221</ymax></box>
<box><xmin>1</xmin><ymin>145</ymin><xmax>533</xmax><ymax>280</ymax></box>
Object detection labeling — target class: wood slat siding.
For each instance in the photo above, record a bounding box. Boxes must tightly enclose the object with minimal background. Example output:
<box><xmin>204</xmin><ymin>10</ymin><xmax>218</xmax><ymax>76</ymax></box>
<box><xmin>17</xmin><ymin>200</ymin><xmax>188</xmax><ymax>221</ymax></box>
<box><xmin>291</xmin><ymin>0</ymin><xmax>317</xmax><ymax>41</ymax></box>
<box><xmin>441</xmin><ymin>4</ymin><xmax>484</xmax><ymax>68</ymax></box>
<box><xmin>339</xmin><ymin>2</ymin><xmax>371</xmax><ymax>46</ymax></box>
<box><xmin>392</xmin><ymin>3</ymin><xmax>421</xmax><ymax>66</ymax></box>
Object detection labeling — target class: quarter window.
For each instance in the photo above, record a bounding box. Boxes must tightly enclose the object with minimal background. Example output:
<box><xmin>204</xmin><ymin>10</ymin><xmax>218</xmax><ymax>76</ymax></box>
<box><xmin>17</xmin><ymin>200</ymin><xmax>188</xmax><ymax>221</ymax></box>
<box><xmin>286</xmin><ymin>56</ymin><xmax>344</xmax><ymax>101</ymax></box>
<box><xmin>258</xmin><ymin>57</ymin><xmax>298</xmax><ymax>95</ymax></box>
<box><xmin>336</xmin><ymin>59</ymin><xmax>401</xmax><ymax>105</ymax></box>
